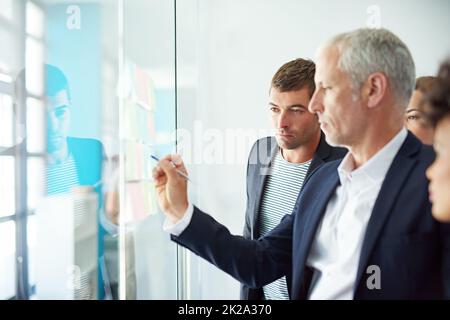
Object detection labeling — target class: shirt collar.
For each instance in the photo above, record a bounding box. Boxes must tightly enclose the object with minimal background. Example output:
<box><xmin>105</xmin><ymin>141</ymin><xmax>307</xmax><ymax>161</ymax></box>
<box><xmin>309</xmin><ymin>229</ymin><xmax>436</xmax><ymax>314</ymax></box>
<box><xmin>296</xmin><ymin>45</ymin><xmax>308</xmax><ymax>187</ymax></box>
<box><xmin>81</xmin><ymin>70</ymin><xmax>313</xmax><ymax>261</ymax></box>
<box><xmin>337</xmin><ymin>128</ymin><xmax>408</xmax><ymax>186</ymax></box>
<box><xmin>278</xmin><ymin>148</ymin><xmax>312</xmax><ymax>166</ymax></box>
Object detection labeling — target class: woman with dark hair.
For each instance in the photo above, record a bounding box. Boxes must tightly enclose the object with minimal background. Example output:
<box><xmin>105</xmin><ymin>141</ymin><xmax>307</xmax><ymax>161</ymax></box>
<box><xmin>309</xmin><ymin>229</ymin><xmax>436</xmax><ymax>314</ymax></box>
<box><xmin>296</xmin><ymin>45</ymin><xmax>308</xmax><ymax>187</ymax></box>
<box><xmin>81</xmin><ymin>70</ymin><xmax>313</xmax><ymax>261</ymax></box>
<box><xmin>405</xmin><ymin>76</ymin><xmax>438</xmax><ymax>145</ymax></box>
<box><xmin>425</xmin><ymin>60</ymin><xmax>450</xmax><ymax>221</ymax></box>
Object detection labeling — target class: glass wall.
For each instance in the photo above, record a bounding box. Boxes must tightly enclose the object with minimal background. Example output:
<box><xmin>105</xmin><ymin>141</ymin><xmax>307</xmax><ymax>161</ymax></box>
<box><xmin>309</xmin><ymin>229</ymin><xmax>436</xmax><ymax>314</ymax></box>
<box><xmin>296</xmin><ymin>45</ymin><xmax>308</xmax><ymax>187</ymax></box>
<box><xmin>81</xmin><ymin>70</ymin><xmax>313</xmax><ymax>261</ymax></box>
<box><xmin>0</xmin><ymin>0</ymin><xmax>178</xmax><ymax>300</ymax></box>
<box><xmin>120</xmin><ymin>0</ymin><xmax>177</xmax><ymax>299</ymax></box>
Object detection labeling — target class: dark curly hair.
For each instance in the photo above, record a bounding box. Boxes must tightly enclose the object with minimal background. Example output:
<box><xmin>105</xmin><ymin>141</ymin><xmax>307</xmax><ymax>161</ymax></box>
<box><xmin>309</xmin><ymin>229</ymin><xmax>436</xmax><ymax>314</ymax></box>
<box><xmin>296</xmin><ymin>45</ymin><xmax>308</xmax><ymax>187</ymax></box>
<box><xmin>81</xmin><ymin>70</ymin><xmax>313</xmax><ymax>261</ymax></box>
<box><xmin>425</xmin><ymin>60</ymin><xmax>450</xmax><ymax>127</ymax></box>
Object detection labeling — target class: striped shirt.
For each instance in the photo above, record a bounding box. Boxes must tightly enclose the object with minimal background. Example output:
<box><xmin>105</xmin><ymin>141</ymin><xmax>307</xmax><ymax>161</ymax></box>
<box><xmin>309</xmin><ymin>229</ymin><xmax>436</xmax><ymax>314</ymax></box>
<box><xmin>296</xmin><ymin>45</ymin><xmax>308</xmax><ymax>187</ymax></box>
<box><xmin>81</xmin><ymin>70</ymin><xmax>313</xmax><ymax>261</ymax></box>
<box><xmin>45</xmin><ymin>154</ymin><xmax>79</xmax><ymax>195</ymax></box>
<box><xmin>258</xmin><ymin>150</ymin><xmax>311</xmax><ymax>300</ymax></box>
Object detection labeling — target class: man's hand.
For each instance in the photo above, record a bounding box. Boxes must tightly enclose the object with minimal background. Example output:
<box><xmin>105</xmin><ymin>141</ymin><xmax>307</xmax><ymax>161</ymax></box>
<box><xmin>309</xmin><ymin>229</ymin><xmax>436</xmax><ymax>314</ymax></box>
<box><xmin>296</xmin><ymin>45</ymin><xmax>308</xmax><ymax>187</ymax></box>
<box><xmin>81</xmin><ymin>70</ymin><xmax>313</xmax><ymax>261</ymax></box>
<box><xmin>153</xmin><ymin>154</ymin><xmax>189</xmax><ymax>224</ymax></box>
<box><xmin>105</xmin><ymin>191</ymin><xmax>119</xmax><ymax>225</ymax></box>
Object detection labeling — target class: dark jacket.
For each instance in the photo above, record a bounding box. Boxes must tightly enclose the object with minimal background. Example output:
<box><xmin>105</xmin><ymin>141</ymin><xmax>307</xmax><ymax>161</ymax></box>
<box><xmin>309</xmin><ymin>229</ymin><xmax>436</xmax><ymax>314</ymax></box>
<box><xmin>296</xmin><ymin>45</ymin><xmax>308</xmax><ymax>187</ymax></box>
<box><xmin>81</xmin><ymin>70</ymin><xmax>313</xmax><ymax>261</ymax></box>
<box><xmin>241</xmin><ymin>133</ymin><xmax>346</xmax><ymax>299</ymax></box>
<box><xmin>68</xmin><ymin>137</ymin><xmax>104</xmax><ymax>190</ymax></box>
<box><xmin>172</xmin><ymin>132</ymin><xmax>450</xmax><ymax>299</ymax></box>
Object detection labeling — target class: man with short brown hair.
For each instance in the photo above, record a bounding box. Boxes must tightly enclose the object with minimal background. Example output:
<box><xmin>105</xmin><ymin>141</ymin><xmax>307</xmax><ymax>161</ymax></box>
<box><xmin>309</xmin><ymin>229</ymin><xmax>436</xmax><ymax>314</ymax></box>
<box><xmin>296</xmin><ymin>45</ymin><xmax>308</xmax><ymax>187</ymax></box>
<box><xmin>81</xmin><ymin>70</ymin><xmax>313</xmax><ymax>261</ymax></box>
<box><xmin>242</xmin><ymin>58</ymin><xmax>346</xmax><ymax>300</ymax></box>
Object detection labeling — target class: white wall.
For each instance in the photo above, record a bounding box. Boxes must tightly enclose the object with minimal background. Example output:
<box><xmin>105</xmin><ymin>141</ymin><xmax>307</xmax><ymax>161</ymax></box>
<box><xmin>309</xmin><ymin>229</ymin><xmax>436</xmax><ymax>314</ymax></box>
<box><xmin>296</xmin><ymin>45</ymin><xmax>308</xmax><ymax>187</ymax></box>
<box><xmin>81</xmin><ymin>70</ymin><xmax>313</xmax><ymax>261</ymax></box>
<box><xmin>177</xmin><ymin>0</ymin><xmax>450</xmax><ymax>299</ymax></box>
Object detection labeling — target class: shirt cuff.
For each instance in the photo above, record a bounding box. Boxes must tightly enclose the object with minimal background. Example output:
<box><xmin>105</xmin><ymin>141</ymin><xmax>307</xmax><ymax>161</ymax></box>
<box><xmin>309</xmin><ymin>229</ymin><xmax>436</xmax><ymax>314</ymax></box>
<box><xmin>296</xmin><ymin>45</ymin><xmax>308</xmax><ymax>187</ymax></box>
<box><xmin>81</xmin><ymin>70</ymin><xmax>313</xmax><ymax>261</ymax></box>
<box><xmin>163</xmin><ymin>203</ymin><xmax>194</xmax><ymax>236</ymax></box>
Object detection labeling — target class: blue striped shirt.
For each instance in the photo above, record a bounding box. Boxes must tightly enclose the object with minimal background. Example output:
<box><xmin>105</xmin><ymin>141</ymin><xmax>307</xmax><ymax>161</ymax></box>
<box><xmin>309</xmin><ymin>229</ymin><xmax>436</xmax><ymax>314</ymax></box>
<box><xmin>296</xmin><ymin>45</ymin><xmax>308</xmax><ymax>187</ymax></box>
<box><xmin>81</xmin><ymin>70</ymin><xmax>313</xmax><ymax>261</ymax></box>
<box><xmin>258</xmin><ymin>150</ymin><xmax>311</xmax><ymax>300</ymax></box>
<box><xmin>45</xmin><ymin>154</ymin><xmax>79</xmax><ymax>195</ymax></box>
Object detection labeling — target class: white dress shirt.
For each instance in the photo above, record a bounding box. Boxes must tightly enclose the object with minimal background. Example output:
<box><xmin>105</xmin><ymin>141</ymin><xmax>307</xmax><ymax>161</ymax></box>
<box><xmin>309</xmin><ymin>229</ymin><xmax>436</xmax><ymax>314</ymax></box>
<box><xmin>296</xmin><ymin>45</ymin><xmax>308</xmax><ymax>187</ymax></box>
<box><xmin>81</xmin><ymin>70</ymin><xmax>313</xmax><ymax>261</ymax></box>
<box><xmin>163</xmin><ymin>202</ymin><xmax>194</xmax><ymax>236</ymax></box>
<box><xmin>306</xmin><ymin>128</ymin><xmax>407</xmax><ymax>299</ymax></box>
<box><xmin>164</xmin><ymin>128</ymin><xmax>408</xmax><ymax>300</ymax></box>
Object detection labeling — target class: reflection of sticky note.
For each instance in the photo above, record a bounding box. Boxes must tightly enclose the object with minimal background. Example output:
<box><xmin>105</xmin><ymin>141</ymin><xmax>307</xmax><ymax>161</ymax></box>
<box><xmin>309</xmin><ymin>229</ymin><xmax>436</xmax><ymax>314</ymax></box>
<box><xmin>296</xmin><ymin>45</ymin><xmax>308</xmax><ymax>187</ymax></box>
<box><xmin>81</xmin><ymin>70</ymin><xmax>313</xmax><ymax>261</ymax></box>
<box><xmin>147</xmin><ymin>112</ymin><xmax>156</xmax><ymax>142</ymax></box>
<box><xmin>125</xmin><ymin>141</ymin><xmax>144</xmax><ymax>180</ymax></box>
<box><xmin>134</xmin><ymin>66</ymin><xmax>155</xmax><ymax>111</ymax></box>
<box><xmin>125</xmin><ymin>140</ymin><xmax>155</xmax><ymax>181</ymax></box>
<box><xmin>133</xmin><ymin>105</ymin><xmax>155</xmax><ymax>145</ymax></box>
<box><xmin>122</xmin><ymin>62</ymin><xmax>133</xmax><ymax>99</ymax></box>
<box><xmin>141</xmin><ymin>144</ymin><xmax>150</xmax><ymax>180</ymax></box>
<box><xmin>125</xmin><ymin>142</ymin><xmax>137</xmax><ymax>180</ymax></box>
<box><xmin>125</xmin><ymin>101</ymin><xmax>156</xmax><ymax>145</ymax></box>
<box><xmin>137</xmin><ymin>107</ymin><xmax>145</xmax><ymax>141</ymax></box>
<box><xmin>125</xmin><ymin>183</ymin><xmax>146</xmax><ymax>223</ymax></box>
<box><xmin>136</xmin><ymin>143</ymin><xmax>144</xmax><ymax>179</ymax></box>
<box><xmin>124</xmin><ymin>101</ymin><xmax>138</xmax><ymax>140</ymax></box>
<box><xmin>124</xmin><ymin>182</ymin><xmax>158</xmax><ymax>224</ymax></box>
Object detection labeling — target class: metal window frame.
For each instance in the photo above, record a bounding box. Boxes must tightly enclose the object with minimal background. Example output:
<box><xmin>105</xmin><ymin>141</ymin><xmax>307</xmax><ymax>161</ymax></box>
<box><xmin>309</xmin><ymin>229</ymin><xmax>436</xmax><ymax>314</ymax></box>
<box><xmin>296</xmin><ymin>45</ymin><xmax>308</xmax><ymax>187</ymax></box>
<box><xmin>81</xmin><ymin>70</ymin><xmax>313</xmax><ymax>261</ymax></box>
<box><xmin>173</xmin><ymin>0</ymin><xmax>188</xmax><ymax>301</ymax></box>
<box><xmin>0</xmin><ymin>215</ymin><xmax>16</xmax><ymax>224</ymax></box>
<box><xmin>0</xmin><ymin>0</ymin><xmax>27</xmax><ymax>301</ymax></box>
<box><xmin>0</xmin><ymin>0</ymin><xmax>46</xmax><ymax>300</ymax></box>
<box><xmin>14</xmin><ymin>0</ymin><xmax>29</xmax><ymax>299</ymax></box>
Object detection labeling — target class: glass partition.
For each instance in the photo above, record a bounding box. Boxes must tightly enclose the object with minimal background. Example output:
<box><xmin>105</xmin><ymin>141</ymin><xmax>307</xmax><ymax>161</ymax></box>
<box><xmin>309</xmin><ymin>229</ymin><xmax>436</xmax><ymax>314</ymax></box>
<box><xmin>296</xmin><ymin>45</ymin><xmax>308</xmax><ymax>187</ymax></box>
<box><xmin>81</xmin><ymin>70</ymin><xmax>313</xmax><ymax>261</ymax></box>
<box><xmin>0</xmin><ymin>0</ymin><xmax>178</xmax><ymax>300</ymax></box>
<box><xmin>119</xmin><ymin>0</ymin><xmax>177</xmax><ymax>299</ymax></box>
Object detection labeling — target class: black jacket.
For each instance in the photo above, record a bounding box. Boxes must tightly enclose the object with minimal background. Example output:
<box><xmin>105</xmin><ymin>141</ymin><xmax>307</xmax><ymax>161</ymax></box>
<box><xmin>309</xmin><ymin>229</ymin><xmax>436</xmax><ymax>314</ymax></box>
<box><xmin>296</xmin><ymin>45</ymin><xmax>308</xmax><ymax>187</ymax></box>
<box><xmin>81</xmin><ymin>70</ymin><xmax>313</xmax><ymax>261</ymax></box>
<box><xmin>241</xmin><ymin>133</ymin><xmax>347</xmax><ymax>299</ymax></box>
<box><xmin>172</xmin><ymin>132</ymin><xmax>450</xmax><ymax>299</ymax></box>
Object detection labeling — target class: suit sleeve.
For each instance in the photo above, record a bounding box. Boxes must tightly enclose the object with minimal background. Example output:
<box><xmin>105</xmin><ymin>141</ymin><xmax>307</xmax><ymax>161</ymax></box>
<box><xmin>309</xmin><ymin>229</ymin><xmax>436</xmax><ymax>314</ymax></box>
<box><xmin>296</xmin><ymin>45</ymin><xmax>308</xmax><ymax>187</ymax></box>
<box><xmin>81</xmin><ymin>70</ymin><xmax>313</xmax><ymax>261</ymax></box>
<box><xmin>172</xmin><ymin>206</ymin><xmax>293</xmax><ymax>288</ymax></box>
<box><xmin>243</xmin><ymin>140</ymin><xmax>258</xmax><ymax>240</ymax></box>
<box><xmin>241</xmin><ymin>139</ymin><xmax>263</xmax><ymax>299</ymax></box>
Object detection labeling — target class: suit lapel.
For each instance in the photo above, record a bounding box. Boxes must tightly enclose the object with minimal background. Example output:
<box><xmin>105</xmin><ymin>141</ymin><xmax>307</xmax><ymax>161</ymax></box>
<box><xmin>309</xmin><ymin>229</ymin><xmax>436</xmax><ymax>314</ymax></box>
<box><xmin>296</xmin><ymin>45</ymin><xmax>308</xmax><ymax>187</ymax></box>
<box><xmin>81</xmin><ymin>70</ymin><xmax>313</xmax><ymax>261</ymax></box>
<box><xmin>354</xmin><ymin>133</ymin><xmax>421</xmax><ymax>289</ymax></box>
<box><xmin>292</xmin><ymin>170</ymin><xmax>340</xmax><ymax>297</ymax></box>
<box><xmin>250</xmin><ymin>138</ymin><xmax>278</xmax><ymax>237</ymax></box>
<box><xmin>307</xmin><ymin>132</ymin><xmax>330</xmax><ymax>175</ymax></box>
<box><xmin>251</xmin><ymin>133</ymin><xmax>335</xmax><ymax>238</ymax></box>
<box><xmin>251</xmin><ymin>133</ymin><xmax>330</xmax><ymax>237</ymax></box>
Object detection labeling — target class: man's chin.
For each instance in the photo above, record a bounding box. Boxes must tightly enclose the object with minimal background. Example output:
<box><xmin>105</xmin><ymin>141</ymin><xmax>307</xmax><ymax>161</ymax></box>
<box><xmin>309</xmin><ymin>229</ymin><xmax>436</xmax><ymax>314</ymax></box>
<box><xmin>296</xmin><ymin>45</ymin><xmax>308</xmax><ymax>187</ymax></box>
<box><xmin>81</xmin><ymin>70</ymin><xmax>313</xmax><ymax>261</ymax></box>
<box><xmin>323</xmin><ymin>134</ymin><xmax>345</xmax><ymax>149</ymax></box>
<box><xmin>275</xmin><ymin>137</ymin><xmax>301</xmax><ymax>150</ymax></box>
<box><xmin>432</xmin><ymin>202</ymin><xmax>450</xmax><ymax>223</ymax></box>
<box><xmin>47</xmin><ymin>137</ymin><xmax>65</xmax><ymax>152</ymax></box>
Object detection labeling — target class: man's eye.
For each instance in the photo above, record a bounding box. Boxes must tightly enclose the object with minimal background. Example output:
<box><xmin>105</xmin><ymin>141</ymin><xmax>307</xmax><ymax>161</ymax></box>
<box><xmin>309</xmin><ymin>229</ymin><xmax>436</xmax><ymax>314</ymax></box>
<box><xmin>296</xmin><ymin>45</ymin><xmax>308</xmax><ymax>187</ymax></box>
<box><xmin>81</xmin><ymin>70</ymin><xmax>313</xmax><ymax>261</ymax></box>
<box><xmin>407</xmin><ymin>115</ymin><xmax>419</xmax><ymax>121</ymax></box>
<box><xmin>270</xmin><ymin>107</ymin><xmax>279</xmax><ymax>113</ymax></box>
<box><xmin>54</xmin><ymin>108</ymin><xmax>68</xmax><ymax>118</ymax></box>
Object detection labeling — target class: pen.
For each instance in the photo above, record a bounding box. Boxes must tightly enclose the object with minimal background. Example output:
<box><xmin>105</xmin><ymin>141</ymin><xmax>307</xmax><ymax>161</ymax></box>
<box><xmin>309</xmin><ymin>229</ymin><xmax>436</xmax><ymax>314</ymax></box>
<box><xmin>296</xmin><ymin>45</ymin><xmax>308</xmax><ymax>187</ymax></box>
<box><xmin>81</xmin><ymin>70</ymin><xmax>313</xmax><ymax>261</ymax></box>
<box><xmin>151</xmin><ymin>155</ymin><xmax>191</xmax><ymax>182</ymax></box>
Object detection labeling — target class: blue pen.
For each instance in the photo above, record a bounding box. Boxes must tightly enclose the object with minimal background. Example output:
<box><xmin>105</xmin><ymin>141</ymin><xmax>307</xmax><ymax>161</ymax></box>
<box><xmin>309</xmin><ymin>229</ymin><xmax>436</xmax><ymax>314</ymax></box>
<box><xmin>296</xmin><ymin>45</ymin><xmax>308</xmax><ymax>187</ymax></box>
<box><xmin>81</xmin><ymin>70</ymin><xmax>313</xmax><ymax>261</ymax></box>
<box><xmin>151</xmin><ymin>155</ymin><xmax>191</xmax><ymax>182</ymax></box>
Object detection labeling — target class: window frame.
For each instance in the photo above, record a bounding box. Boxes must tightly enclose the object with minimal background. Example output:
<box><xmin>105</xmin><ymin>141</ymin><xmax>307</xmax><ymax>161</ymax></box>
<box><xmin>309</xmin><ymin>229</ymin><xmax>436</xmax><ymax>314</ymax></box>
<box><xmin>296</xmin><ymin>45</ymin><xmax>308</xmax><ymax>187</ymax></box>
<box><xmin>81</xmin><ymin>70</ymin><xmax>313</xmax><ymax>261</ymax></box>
<box><xmin>0</xmin><ymin>0</ymin><xmax>46</xmax><ymax>300</ymax></box>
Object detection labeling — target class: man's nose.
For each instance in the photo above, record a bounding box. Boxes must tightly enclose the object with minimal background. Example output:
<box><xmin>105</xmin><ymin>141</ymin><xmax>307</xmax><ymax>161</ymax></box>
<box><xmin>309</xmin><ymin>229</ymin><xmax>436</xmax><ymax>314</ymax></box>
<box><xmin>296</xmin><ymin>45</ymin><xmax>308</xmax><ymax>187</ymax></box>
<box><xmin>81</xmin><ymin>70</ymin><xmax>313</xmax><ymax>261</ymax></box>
<box><xmin>308</xmin><ymin>89</ymin><xmax>324</xmax><ymax>114</ymax></box>
<box><xmin>278</xmin><ymin>110</ymin><xmax>289</xmax><ymax>129</ymax></box>
<box><xmin>426</xmin><ymin>162</ymin><xmax>435</xmax><ymax>181</ymax></box>
<box><xmin>47</xmin><ymin>113</ymin><xmax>59</xmax><ymax>132</ymax></box>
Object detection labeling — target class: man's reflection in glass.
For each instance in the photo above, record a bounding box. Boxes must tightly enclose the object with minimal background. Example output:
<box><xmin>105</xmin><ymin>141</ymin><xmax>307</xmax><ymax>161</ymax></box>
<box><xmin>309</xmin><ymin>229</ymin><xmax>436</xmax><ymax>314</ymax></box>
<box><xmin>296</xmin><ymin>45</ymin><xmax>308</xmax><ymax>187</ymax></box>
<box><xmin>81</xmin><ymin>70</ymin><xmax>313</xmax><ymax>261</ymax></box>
<box><xmin>14</xmin><ymin>64</ymin><xmax>122</xmax><ymax>299</ymax></box>
<box><xmin>44</xmin><ymin>64</ymin><xmax>117</xmax><ymax>300</ymax></box>
<box><xmin>44</xmin><ymin>64</ymin><xmax>103</xmax><ymax>195</ymax></box>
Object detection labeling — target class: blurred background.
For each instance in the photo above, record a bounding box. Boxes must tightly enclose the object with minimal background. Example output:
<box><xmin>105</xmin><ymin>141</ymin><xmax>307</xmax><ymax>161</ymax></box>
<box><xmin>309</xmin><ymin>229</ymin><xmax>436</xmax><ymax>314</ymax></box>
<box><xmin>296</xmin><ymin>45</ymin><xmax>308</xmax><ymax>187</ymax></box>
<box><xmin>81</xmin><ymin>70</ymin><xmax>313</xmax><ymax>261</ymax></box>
<box><xmin>0</xmin><ymin>0</ymin><xmax>449</xmax><ymax>300</ymax></box>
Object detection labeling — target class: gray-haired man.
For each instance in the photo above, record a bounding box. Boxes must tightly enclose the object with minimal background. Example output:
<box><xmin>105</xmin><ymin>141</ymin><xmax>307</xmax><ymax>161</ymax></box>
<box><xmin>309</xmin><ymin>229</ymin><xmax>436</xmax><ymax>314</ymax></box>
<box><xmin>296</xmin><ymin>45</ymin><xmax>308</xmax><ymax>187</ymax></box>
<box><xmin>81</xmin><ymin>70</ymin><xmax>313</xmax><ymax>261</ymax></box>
<box><xmin>154</xmin><ymin>28</ymin><xmax>450</xmax><ymax>299</ymax></box>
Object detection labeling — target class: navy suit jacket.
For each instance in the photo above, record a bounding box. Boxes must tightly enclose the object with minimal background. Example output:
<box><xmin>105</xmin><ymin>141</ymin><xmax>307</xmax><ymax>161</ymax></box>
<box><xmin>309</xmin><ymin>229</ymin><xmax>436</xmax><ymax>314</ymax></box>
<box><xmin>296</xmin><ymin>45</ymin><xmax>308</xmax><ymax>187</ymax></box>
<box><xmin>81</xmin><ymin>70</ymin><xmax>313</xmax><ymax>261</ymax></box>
<box><xmin>241</xmin><ymin>133</ymin><xmax>346</xmax><ymax>299</ymax></box>
<box><xmin>172</xmin><ymin>132</ymin><xmax>450</xmax><ymax>299</ymax></box>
